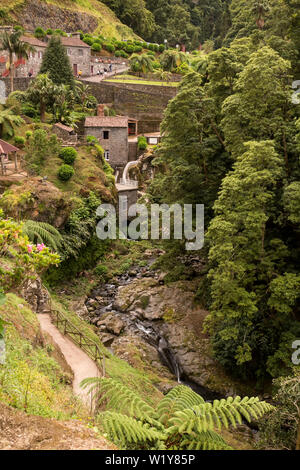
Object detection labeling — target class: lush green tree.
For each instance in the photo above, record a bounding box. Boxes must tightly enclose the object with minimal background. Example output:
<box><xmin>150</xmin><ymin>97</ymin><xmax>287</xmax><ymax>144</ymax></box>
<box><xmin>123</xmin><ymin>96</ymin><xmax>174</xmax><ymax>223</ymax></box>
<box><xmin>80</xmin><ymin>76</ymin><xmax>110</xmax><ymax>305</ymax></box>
<box><xmin>159</xmin><ymin>49</ymin><xmax>187</xmax><ymax>71</ymax></box>
<box><xmin>102</xmin><ymin>0</ymin><xmax>156</xmax><ymax>39</ymax></box>
<box><xmin>148</xmin><ymin>71</ymin><xmax>229</xmax><ymax>219</ymax></box>
<box><xmin>26</xmin><ymin>74</ymin><xmax>57</xmax><ymax>122</ymax></box>
<box><xmin>40</xmin><ymin>36</ymin><xmax>75</xmax><ymax>88</ymax></box>
<box><xmin>205</xmin><ymin>140</ymin><xmax>300</xmax><ymax>380</ymax></box>
<box><xmin>129</xmin><ymin>53</ymin><xmax>154</xmax><ymax>75</ymax></box>
<box><xmin>258</xmin><ymin>370</ymin><xmax>300</xmax><ymax>450</ymax></box>
<box><xmin>221</xmin><ymin>46</ymin><xmax>295</xmax><ymax>175</ymax></box>
<box><xmin>24</xmin><ymin>128</ymin><xmax>60</xmax><ymax>174</ymax></box>
<box><xmin>0</xmin><ymin>30</ymin><xmax>35</xmax><ymax>92</ymax></box>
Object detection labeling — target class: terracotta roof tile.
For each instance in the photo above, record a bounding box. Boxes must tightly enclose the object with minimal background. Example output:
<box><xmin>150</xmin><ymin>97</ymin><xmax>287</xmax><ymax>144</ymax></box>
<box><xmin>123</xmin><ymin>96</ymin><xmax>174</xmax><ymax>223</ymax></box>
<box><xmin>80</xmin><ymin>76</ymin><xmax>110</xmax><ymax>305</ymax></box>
<box><xmin>0</xmin><ymin>139</ymin><xmax>19</xmax><ymax>153</ymax></box>
<box><xmin>21</xmin><ymin>35</ymin><xmax>47</xmax><ymax>48</ymax></box>
<box><xmin>85</xmin><ymin>116</ymin><xmax>128</xmax><ymax>128</ymax></box>
<box><xmin>60</xmin><ymin>37</ymin><xmax>90</xmax><ymax>48</ymax></box>
<box><xmin>54</xmin><ymin>123</ymin><xmax>75</xmax><ymax>133</ymax></box>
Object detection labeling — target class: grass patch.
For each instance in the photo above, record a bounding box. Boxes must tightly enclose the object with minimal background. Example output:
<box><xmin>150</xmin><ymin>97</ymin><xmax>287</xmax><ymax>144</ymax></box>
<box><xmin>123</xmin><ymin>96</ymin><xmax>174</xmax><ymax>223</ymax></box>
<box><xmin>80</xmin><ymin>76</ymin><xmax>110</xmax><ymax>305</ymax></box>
<box><xmin>3</xmin><ymin>0</ymin><xmax>138</xmax><ymax>40</ymax></box>
<box><xmin>0</xmin><ymin>294</ymin><xmax>86</xmax><ymax>419</ymax></box>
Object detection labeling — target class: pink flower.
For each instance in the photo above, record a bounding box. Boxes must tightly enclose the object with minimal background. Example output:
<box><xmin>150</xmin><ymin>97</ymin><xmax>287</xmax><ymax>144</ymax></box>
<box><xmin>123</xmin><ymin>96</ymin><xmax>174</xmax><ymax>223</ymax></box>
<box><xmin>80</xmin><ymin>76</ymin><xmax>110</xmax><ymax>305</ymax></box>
<box><xmin>27</xmin><ymin>245</ymin><xmax>33</xmax><ymax>253</ymax></box>
<box><xmin>37</xmin><ymin>243</ymin><xmax>45</xmax><ymax>252</ymax></box>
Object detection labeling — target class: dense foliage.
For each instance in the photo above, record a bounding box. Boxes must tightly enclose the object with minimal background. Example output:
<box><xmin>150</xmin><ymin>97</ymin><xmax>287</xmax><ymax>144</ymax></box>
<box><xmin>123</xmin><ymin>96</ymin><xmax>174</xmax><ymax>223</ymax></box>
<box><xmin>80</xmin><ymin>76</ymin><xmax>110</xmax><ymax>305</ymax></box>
<box><xmin>149</xmin><ymin>0</ymin><xmax>300</xmax><ymax>384</ymax></box>
<box><xmin>40</xmin><ymin>36</ymin><xmax>75</xmax><ymax>88</ymax></box>
<box><xmin>81</xmin><ymin>379</ymin><xmax>273</xmax><ymax>450</ymax></box>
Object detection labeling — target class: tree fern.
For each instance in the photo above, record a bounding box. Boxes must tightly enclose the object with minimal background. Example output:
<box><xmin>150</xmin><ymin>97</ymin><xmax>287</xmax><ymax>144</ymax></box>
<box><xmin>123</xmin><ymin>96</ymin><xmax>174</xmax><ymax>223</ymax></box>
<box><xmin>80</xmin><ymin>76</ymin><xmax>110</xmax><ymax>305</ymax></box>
<box><xmin>22</xmin><ymin>220</ymin><xmax>63</xmax><ymax>252</ymax></box>
<box><xmin>157</xmin><ymin>385</ymin><xmax>205</xmax><ymax>426</ymax></box>
<box><xmin>81</xmin><ymin>377</ymin><xmax>163</xmax><ymax>429</ymax></box>
<box><xmin>99</xmin><ymin>411</ymin><xmax>165</xmax><ymax>449</ymax></box>
<box><xmin>81</xmin><ymin>379</ymin><xmax>275</xmax><ymax>450</ymax></box>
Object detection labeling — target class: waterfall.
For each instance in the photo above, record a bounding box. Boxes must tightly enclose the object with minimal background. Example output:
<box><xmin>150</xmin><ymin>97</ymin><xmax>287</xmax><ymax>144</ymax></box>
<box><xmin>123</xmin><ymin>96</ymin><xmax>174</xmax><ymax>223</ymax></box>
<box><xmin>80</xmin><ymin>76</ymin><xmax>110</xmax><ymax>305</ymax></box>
<box><xmin>158</xmin><ymin>337</ymin><xmax>182</xmax><ymax>383</ymax></box>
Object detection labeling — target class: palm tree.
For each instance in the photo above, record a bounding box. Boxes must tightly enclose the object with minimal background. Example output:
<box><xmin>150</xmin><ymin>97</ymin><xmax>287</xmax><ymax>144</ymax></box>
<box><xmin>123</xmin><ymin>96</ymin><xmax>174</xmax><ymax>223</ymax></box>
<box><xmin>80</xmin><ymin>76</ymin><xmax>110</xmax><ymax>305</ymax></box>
<box><xmin>129</xmin><ymin>53</ymin><xmax>154</xmax><ymax>76</ymax></box>
<box><xmin>0</xmin><ymin>30</ymin><xmax>35</xmax><ymax>92</ymax></box>
<box><xmin>159</xmin><ymin>50</ymin><xmax>187</xmax><ymax>72</ymax></box>
<box><xmin>26</xmin><ymin>74</ymin><xmax>57</xmax><ymax>122</ymax></box>
<box><xmin>154</xmin><ymin>69</ymin><xmax>172</xmax><ymax>83</ymax></box>
<box><xmin>0</xmin><ymin>107</ymin><xmax>24</xmax><ymax>138</ymax></box>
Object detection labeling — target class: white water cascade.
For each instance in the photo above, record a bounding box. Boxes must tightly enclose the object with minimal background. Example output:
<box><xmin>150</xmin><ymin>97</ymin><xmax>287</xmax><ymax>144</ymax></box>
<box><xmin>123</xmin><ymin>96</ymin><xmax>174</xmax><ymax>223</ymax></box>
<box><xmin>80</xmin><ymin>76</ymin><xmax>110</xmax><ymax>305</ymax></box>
<box><xmin>120</xmin><ymin>161</ymin><xmax>139</xmax><ymax>186</ymax></box>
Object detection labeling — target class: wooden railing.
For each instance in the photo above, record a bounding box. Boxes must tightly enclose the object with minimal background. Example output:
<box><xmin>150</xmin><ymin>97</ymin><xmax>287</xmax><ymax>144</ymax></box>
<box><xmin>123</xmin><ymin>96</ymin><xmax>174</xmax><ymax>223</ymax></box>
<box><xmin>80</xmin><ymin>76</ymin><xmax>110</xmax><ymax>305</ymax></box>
<box><xmin>49</xmin><ymin>307</ymin><xmax>106</xmax><ymax>377</ymax></box>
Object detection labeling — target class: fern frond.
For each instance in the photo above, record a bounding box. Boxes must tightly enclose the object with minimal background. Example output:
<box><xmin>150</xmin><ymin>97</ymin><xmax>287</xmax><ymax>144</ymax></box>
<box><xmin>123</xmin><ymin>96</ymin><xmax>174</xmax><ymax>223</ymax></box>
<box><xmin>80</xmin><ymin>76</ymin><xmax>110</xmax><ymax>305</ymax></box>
<box><xmin>157</xmin><ymin>385</ymin><xmax>205</xmax><ymax>426</ymax></box>
<box><xmin>99</xmin><ymin>411</ymin><xmax>165</xmax><ymax>449</ymax></box>
<box><xmin>81</xmin><ymin>377</ymin><xmax>162</xmax><ymax>428</ymax></box>
<box><xmin>181</xmin><ymin>430</ymin><xmax>233</xmax><ymax>450</ymax></box>
<box><xmin>167</xmin><ymin>396</ymin><xmax>275</xmax><ymax>436</ymax></box>
<box><xmin>22</xmin><ymin>220</ymin><xmax>62</xmax><ymax>252</ymax></box>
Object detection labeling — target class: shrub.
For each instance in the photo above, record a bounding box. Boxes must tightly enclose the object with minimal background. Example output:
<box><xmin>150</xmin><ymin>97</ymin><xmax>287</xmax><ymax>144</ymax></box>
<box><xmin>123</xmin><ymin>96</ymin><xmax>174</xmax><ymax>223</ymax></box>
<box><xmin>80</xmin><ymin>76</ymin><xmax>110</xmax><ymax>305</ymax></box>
<box><xmin>95</xmin><ymin>144</ymin><xmax>104</xmax><ymax>158</ymax></box>
<box><xmin>21</xmin><ymin>103</ymin><xmax>38</xmax><ymax>118</ymax></box>
<box><xmin>54</xmin><ymin>29</ymin><xmax>64</xmax><ymax>36</ymax></box>
<box><xmin>125</xmin><ymin>44</ymin><xmax>134</xmax><ymax>54</ymax></box>
<box><xmin>91</xmin><ymin>42</ymin><xmax>102</xmax><ymax>52</ymax></box>
<box><xmin>83</xmin><ymin>36</ymin><xmax>94</xmax><ymax>46</ymax></box>
<box><xmin>138</xmin><ymin>136</ymin><xmax>148</xmax><ymax>151</ymax></box>
<box><xmin>159</xmin><ymin>44</ymin><xmax>165</xmax><ymax>53</ymax></box>
<box><xmin>34</xmin><ymin>27</ymin><xmax>46</xmax><ymax>39</ymax></box>
<box><xmin>116</xmin><ymin>50</ymin><xmax>129</xmax><ymax>59</ymax></box>
<box><xmin>58</xmin><ymin>164</ymin><xmax>75</xmax><ymax>181</ymax></box>
<box><xmin>103</xmin><ymin>43</ymin><xmax>115</xmax><ymax>54</ymax></box>
<box><xmin>25</xmin><ymin>131</ymin><xmax>33</xmax><ymax>140</ymax></box>
<box><xmin>134</xmin><ymin>45</ymin><xmax>142</xmax><ymax>53</ymax></box>
<box><xmin>14</xmin><ymin>136</ymin><xmax>25</xmax><ymax>147</ymax></box>
<box><xmin>94</xmin><ymin>264</ymin><xmax>108</xmax><ymax>277</ymax></box>
<box><xmin>46</xmin><ymin>28</ymin><xmax>53</xmax><ymax>35</ymax></box>
<box><xmin>86</xmin><ymin>135</ymin><xmax>98</xmax><ymax>145</ymax></box>
<box><xmin>59</xmin><ymin>147</ymin><xmax>77</xmax><ymax>165</ymax></box>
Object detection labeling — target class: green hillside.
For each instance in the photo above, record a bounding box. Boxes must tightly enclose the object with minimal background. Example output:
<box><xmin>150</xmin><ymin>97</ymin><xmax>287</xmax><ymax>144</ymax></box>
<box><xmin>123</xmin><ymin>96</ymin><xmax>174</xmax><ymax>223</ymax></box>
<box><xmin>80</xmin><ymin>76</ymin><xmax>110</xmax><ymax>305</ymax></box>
<box><xmin>0</xmin><ymin>0</ymin><xmax>138</xmax><ymax>40</ymax></box>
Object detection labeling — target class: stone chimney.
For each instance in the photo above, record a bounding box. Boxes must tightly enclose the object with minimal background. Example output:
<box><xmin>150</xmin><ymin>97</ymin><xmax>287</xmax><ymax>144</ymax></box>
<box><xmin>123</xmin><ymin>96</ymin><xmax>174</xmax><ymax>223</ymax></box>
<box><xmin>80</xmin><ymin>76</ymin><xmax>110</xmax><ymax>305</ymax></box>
<box><xmin>71</xmin><ymin>32</ymin><xmax>81</xmax><ymax>39</ymax></box>
<box><xmin>97</xmin><ymin>104</ymin><xmax>105</xmax><ymax>117</ymax></box>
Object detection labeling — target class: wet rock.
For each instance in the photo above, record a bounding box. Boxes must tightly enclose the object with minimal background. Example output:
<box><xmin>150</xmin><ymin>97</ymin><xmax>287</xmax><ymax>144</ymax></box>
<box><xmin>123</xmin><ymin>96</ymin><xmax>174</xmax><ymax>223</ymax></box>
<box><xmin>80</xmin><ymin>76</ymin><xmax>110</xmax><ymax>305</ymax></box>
<box><xmin>98</xmin><ymin>314</ymin><xmax>125</xmax><ymax>336</ymax></box>
<box><xmin>22</xmin><ymin>277</ymin><xmax>50</xmax><ymax>313</ymax></box>
<box><xmin>99</xmin><ymin>333</ymin><xmax>116</xmax><ymax>347</ymax></box>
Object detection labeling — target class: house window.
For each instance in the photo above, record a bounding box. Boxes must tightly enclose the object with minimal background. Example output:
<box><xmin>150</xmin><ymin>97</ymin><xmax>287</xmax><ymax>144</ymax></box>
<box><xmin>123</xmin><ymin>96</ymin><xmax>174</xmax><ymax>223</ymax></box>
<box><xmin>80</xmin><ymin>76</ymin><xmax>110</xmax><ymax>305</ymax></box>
<box><xmin>78</xmin><ymin>49</ymin><xmax>83</xmax><ymax>56</ymax></box>
<box><xmin>104</xmin><ymin>150</ymin><xmax>110</xmax><ymax>161</ymax></box>
<box><xmin>103</xmin><ymin>131</ymin><xmax>109</xmax><ymax>140</ymax></box>
<box><xmin>67</xmin><ymin>48</ymin><xmax>71</xmax><ymax>55</ymax></box>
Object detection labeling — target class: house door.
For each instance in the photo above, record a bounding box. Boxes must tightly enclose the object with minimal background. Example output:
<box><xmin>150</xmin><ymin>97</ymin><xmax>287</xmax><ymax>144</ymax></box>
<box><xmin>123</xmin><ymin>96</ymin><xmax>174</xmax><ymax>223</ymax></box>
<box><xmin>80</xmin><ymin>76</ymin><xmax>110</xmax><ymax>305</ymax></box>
<box><xmin>73</xmin><ymin>64</ymin><xmax>78</xmax><ymax>76</ymax></box>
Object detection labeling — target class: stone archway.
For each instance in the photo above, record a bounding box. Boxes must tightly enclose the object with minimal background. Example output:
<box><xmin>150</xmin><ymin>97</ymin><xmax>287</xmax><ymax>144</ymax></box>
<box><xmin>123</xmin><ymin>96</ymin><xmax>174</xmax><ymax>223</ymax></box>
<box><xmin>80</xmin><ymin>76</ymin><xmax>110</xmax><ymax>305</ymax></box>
<box><xmin>0</xmin><ymin>80</ymin><xmax>6</xmax><ymax>104</ymax></box>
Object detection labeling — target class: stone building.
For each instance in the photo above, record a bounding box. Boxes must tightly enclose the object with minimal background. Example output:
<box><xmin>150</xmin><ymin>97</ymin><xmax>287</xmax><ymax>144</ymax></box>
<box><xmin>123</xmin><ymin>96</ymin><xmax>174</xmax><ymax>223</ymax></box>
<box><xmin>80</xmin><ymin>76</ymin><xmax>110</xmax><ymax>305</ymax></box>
<box><xmin>0</xmin><ymin>35</ymin><xmax>47</xmax><ymax>78</ymax></box>
<box><xmin>61</xmin><ymin>33</ymin><xmax>91</xmax><ymax>76</ymax></box>
<box><xmin>84</xmin><ymin>109</ymin><xmax>129</xmax><ymax>175</ymax></box>
<box><xmin>52</xmin><ymin>123</ymin><xmax>77</xmax><ymax>144</ymax></box>
<box><xmin>0</xmin><ymin>29</ymin><xmax>91</xmax><ymax>79</ymax></box>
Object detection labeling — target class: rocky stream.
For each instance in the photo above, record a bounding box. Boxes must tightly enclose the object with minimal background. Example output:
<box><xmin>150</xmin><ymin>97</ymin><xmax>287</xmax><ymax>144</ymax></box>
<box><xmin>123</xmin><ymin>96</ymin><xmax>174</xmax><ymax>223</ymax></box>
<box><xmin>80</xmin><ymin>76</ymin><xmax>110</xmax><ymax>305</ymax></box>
<box><xmin>83</xmin><ymin>254</ymin><xmax>244</xmax><ymax>399</ymax></box>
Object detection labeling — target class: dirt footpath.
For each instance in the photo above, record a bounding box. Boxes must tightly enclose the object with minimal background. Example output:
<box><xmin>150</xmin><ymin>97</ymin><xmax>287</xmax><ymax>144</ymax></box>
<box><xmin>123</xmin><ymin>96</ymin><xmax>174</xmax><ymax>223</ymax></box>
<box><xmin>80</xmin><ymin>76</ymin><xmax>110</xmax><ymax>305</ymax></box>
<box><xmin>37</xmin><ymin>314</ymin><xmax>100</xmax><ymax>410</ymax></box>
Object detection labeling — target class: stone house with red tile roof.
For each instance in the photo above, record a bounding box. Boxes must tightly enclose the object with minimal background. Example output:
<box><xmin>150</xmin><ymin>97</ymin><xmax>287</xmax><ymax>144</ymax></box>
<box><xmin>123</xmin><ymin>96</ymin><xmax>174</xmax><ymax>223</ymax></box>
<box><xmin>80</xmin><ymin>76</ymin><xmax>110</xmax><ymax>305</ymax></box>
<box><xmin>84</xmin><ymin>113</ymin><xmax>129</xmax><ymax>173</ymax></box>
<box><xmin>0</xmin><ymin>30</ymin><xmax>91</xmax><ymax>79</ymax></box>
